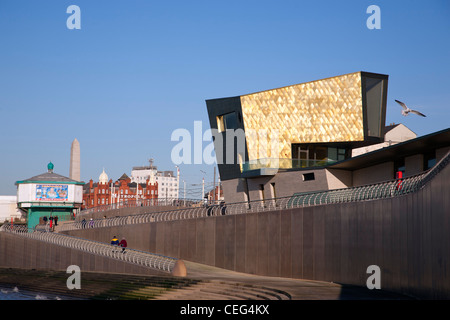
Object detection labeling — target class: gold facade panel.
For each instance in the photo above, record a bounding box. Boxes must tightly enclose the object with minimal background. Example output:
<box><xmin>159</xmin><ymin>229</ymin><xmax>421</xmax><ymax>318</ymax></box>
<box><xmin>240</xmin><ymin>72</ymin><xmax>364</xmax><ymax>160</ymax></box>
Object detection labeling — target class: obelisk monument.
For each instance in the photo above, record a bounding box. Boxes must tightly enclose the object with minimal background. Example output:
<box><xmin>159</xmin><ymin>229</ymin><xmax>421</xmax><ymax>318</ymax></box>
<box><xmin>70</xmin><ymin>138</ymin><xmax>80</xmax><ymax>181</ymax></box>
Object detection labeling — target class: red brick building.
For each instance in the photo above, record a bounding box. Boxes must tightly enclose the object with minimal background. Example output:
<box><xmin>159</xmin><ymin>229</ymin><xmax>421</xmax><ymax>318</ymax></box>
<box><xmin>205</xmin><ymin>184</ymin><xmax>224</xmax><ymax>203</ymax></box>
<box><xmin>82</xmin><ymin>170</ymin><xmax>158</xmax><ymax>210</ymax></box>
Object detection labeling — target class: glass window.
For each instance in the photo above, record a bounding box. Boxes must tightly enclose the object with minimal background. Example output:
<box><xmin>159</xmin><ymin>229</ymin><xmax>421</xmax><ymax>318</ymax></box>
<box><xmin>365</xmin><ymin>77</ymin><xmax>384</xmax><ymax>138</ymax></box>
<box><xmin>328</xmin><ymin>148</ymin><xmax>337</xmax><ymax>162</ymax></box>
<box><xmin>338</xmin><ymin>148</ymin><xmax>346</xmax><ymax>161</ymax></box>
<box><xmin>217</xmin><ymin>112</ymin><xmax>237</xmax><ymax>132</ymax></box>
<box><xmin>424</xmin><ymin>152</ymin><xmax>436</xmax><ymax>170</ymax></box>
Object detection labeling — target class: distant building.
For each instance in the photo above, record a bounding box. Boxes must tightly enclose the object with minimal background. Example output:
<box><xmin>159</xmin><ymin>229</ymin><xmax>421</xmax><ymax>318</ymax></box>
<box><xmin>352</xmin><ymin>123</ymin><xmax>417</xmax><ymax>157</ymax></box>
<box><xmin>0</xmin><ymin>196</ymin><xmax>22</xmax><ymax>223</ymax></box>
<box><xmin>205</xmin><ymin>184</ymin><xmax>224</xmax><ymax>203</ymax></box>
<box><xmin>130</xmin><ymin>159</ymin><xmax>179</xmax><ymax>199</ymax></box>
<box><xmin>82</xmin><ymin>169</ymin><xmax>158</xmax><ymax>210</ymax></box>
<box><xmin>15</xmin><ymin>162</ymin><xmax>84</xmax><ymax>230</ymax></box>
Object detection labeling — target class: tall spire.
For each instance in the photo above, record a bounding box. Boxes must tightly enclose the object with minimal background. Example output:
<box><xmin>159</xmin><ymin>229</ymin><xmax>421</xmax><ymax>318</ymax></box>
<box><xmin>70</xmin><ymin>138</ymin><xmax>80</xmax><ymax>181</ymax></box>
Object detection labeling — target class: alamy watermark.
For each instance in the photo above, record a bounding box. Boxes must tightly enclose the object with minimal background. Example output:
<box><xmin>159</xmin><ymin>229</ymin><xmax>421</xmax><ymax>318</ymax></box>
<box><xmin>66</xmin><ymin>265</ymin><xmax>81</xmax><ymax>290</ymax></box>
<box><xmin>170</xmin><ymin>121</ymin><xmax>280</xmax><ymax>167</ymax></box>
<box><xmin>66</xmin><ymin>5</ymin><xmax>81</xmax><ymax>30</ymax></box>
<box><xmin>366</xmin><ymin>5</ymin><xmax>381</xmax><ymax>30</ymax></box>
<box><xmin>65</xmin><ymin>5</ymin><xmax>380</xmax><ymax>31</ymax></box>
<box><xmin>366</xmin><ymin>265</ymin><xmax>381</xmax><ymax>289</ymax></box>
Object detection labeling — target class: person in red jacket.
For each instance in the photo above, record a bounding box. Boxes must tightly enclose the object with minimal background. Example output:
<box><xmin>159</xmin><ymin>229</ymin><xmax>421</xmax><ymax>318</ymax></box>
<box><xmin>119</xmin><ymin>237</ymin><xmax>127</xmax><ymax>254</ymax></box>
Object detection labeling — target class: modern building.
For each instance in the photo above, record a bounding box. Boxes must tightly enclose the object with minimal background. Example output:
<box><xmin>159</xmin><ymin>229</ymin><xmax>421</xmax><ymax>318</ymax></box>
<box><xmin>16</xmin><ymin>162</ymin><xmax>84</xmax><ymax>230</ymax></box>
<box><xmin>82</xmin><ymin>169</ymin><xmax>158</xmax><ymax>210</ymax></box>
<box><xmin>130</xmin><ymin>160</ymin><xmax>179</xmax><ymax>199</ymax></box>
<box><xmin>206</xmin><ymin>71</ymin><xmax>450</xmax><ymax>203</ymax></box>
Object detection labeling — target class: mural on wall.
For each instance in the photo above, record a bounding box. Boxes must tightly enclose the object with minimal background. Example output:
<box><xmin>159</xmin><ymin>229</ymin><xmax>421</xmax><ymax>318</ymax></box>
<box><xmin>35</xmin><ymin>184</ymin><xmax>68</xmax><ymax>201</ymax></box>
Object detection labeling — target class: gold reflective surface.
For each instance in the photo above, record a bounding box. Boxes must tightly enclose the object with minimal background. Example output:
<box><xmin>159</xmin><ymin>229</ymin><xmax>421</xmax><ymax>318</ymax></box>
<box><xmin>240</xmin><ymin>72</ymin><xmax>364</xmax><ymax>160</ymax></box>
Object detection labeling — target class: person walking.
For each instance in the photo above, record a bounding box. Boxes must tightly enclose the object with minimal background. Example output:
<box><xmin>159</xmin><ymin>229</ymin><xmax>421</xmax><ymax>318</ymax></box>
<box><xmin>111</xmin><ymin>235</ymin><xmax>119</xmax><ymax>252</ymax></box>
<box><xmin>119</xmin><ymin>237</ymin><xmax>127</xmax><ymax>254</ymax></box>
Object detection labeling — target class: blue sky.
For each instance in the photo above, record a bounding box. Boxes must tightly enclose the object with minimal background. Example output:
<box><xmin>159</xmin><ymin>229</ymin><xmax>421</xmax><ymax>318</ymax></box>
<box><xmin>0</xmin><ymin>0</ymin><xmax>449</xmax><ymax>196</ymax></box>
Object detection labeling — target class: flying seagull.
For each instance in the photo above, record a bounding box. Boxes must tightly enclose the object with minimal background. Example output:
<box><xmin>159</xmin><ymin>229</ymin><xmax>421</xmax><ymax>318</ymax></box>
<box><xmin>395</xmin><ymin>100</ymin><xmax>426</xmax><ymax>117</ymax></box>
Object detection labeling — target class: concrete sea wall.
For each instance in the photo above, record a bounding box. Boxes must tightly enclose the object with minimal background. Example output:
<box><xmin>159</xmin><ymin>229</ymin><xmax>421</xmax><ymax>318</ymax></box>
<box><xmin>59</xmin><ymin>162</ymin><xmax>450</xmax><ymax>299</ymax></box>
<box><xmin>1</xmin><ymin>162</ymin><xmax>448</xmax><ymax>299</ymax></box>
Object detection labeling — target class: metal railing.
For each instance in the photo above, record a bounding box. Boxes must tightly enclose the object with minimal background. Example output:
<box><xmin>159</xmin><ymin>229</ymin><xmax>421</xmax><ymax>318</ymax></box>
<box><xmin>241</xmin><ymin>157</ymin><xmax>337</xmax><ymax>172</ymax></box>
<box><xmin>58</xmin><ymin>150</ymin><xmax>450</xmax><ymax>232</ymax></box>
<box><xmin>0</xmin><ymin>224</ymin><xmax>178</xmax><ymax>274</ymax></box>
<box><xmin>80</xmin><ymin>198</ymin><xmax>206</xmax><ymax>215</ymax></box>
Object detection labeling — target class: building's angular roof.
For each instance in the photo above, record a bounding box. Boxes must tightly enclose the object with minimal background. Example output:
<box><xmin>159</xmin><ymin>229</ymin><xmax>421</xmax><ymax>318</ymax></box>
<box><xmin>17</xmin><ymin>172</ymin><xmax>83</xmax><ymax>185</ymax></box>
<box><xmin>118</xmin><ymin>173</ymin><xmax>130</xmax><ymax>181</ymax></box>
<box><xmin>16</xmin><ymin>162</ymin><xmax>84</xmax><ymax>185</ymax></box>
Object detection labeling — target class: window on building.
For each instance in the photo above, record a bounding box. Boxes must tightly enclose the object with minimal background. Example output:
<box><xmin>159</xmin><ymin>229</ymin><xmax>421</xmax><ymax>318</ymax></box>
<box><xmin>259</xmin><ymin>184</ymin><xmax>265</xmax><ymax>205</ymax></box>
<box><xmin>365</xmin><ymin>77</ymin><xmax>384</xmax><ymax>138</ymax></box>
<box><xmin>424</xmin><ymin>151</ymin><xmax>437</xmax><ymax>170</ymax></box>
<box><xmin>394</xmin><ymin>158</ymin><xmax>405</xmax><ymax>178</ymax></box>
<box><xmin>302</xmin><ymin>172</ymin><xmax>315</xmax><ymax>181</ymax></box>
<box><xmin>217</xmin><ymin>112</ymin><xmax>237</xmax><ymax>132</ymax></box>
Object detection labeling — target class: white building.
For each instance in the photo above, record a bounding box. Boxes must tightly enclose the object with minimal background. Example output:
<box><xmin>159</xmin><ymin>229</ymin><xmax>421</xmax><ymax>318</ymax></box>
<box><xmin>352</xmin><ymin>123</ymin><xmax>417</xmax><ymax>157</ymax></box>
<box><xmin>0</xmin><ymin>196</ymin><xmax>22</xmax><ymax>223</ymax></box>
<box><xmin>130</xmin><ymin>160</ymin><xmax>179</xmax><ymax>199</ymax></box>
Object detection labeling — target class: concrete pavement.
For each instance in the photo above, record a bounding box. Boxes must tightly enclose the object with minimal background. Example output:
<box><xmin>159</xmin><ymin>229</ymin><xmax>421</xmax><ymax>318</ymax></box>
<box><xmin>181</xmin><ymin>260</ymin><xmax>414</xmax><ymax>300</ymax></box>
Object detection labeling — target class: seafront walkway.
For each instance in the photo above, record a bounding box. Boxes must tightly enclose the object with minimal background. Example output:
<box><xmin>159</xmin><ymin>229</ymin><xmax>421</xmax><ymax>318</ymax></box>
<box><xmin>0</xmin><ymin>262</ymin><xmax>412</xmax><ymax>300</ymax></box>
<box><xmin>61</xmin><ymin>150</ymin><xmax>450</xmax><ymax>232</ymax></box>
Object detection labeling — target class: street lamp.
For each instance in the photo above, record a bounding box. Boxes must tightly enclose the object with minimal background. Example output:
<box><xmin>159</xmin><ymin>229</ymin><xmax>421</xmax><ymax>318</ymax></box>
<box><xmin>175</xmin><ymin>165</ymin><xmax>180</xmax><ymax>200</ymax></box>
<box><xmin>183</xmin><ymin>180</ymin><xmax>186</xmax><ymax>206</ymax></box>
<box><xmin>200</xmin><ymin>170</ymin><xmax>207</xmax><ymax>204</ymax></box>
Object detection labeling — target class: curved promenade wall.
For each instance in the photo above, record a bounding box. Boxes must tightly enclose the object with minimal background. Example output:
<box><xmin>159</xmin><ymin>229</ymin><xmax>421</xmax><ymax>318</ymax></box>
<box><xmin>55</xmin><ymin>163</ymin><xmax>450</xmax><ymax>299</ymax></box>
<box><xmin>0</xmin><ymin>232</ymin><xmax>169</xmax><ymax>276</ymax></box>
